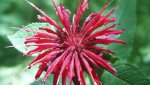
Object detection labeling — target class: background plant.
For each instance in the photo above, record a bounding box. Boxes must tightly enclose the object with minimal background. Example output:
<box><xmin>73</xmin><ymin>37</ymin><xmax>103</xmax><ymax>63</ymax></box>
<box><xmin>0</xmin><ymin>0</ymin><xmax>150</xmax><ymax>85</ymax></box>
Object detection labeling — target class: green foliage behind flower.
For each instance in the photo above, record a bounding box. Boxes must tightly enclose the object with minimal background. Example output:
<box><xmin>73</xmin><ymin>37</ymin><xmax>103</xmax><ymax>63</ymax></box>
<box><xmin>0</xmin><ymin>0</ymin><xmax>150</xmax><ymax>85</ymax></box>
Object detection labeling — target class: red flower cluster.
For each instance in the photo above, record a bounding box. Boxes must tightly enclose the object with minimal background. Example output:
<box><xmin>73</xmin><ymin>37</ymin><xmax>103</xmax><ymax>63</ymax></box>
<box><xmin>25</xmin><ymin>0</ymin><xmax>125</xmax><ymax>85</ymax></box>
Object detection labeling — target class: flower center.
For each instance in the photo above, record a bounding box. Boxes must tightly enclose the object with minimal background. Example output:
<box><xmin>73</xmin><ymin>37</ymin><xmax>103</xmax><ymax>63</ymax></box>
<box><xmin>62</xmin><ymin>33</ymin><xmax>85</xmax><ymax>51</ymax></box>
<box><xmin>71</xmin><ymin>37</ymin><xmax>84</xmax><ymax>51</ymax></box>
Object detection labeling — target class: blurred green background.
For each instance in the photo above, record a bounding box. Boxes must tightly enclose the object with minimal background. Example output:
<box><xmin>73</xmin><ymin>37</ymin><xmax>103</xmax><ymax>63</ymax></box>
<box><xmin>0</xmin><ymin>0</ymin><xmax>150</xmax><ymax>85</ymax></box>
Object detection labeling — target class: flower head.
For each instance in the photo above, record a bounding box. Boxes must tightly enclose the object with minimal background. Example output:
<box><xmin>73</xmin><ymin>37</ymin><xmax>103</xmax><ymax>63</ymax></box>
<box><xmin>25</xmin><ymin>0</ymin><xmax>125</xmax><ymax>85</ymax></box>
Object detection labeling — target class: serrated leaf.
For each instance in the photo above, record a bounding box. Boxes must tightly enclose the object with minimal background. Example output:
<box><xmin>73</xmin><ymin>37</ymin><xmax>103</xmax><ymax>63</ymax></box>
<box><xmin>101</xmin><ymin>60</ymin><xmax>150</xmax><ymax>85</ymax></box>
<box><xmin>8</xmin><ymin>22</ymin><xmax>53</xmax><ymax>54</ymax></box>
<box><xmin>108</xmin><ymin>0</ymin><xmax>136</xmax><ymax>58</ymax></box>
<box><xmin>101</xmin><ymin>71</ymin><xmax>129</xmax><ymax>85</ymax></box>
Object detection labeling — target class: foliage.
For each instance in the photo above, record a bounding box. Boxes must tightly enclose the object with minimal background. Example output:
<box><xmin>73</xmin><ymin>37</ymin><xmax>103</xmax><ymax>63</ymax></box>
<box><xmin>102</xmin><ymin>60</ymin><xmax>150</xmax><ymax>85</ymax></box>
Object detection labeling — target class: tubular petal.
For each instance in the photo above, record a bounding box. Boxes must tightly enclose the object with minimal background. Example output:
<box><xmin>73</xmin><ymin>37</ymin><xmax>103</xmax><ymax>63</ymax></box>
<box><xmin>42</xmin><ymin>47</ymin><xmax>71</xmax><ymax>84</ymax></box>
<box><xmin>42</xmin><ymin>55</ymin><xmax>63</xmax><ymax>84</ymax></box>
<box><xmin>82</xmin><ymin>52</ymin><xmax>101</xmax><ymax>69</ymax></box>
<box><xmin>83</xmin><ymin>49</ymin><xmax>117</xmax><ymax>76</ymax></box>
<box><xmin>74</xmin><ymin>0</ymin><xmax>89</xmax><ymax>29</ymax></box>
<box><xmin>69</xmin><ymin>52</ymin><xmax>76</xmax><ymax>85</ymax></box>
<box><xmin>28</xmin><ymin>50</ymin><xmax>57</xmax><ymax>66</ymax></box>
<box><xmin>80</xmin><ymin>54</ymin><xmax>101</xmax><ymax>85</ymax></box>
<box><xmin>25</xmin><ymin>43</ymin><xmax>61</xmax><ymax>47</ymax></box>
<box><xmin>29</xmin><ymin>50</ymin><xmax>60</xmax><ymax>67</ymax></box>
<box><xmin>90</xmin><ymin>39</ymin><xmax>126</xmax><ymax>45</ymax></box>
<box><xmin>83</xmin><ymin>23</ymin><xmax>120</xmax><ymax>42</ymax></box>
<box><xmin>88</xmin><ymin>46</ymin><xmax>115</xmax><ymax>54</ymax></box>
<box><xmin>39</xmin><ymin>27</ymin><xmax>59</xmax><ymax>36</ymax></box>
<box><xmin>75</xmin><ymin>53</ymin><xmax>86</xmax><ymax>85</ymax></box>
<box><xmin>24</xmin><ymin>46</ymin><xmax>49</xmax><ymax>56</ymax></box>
<box><xmin>35</xmin><ymin>63</ymin><xmax>47</xmax><ymax>80</ymax></box>
<box><xmin>51</xmin><ymin>0</ymin><xmax>71</xmax><ymax>33</ymax></box>
<box><xmin>55</xmin><ymin>51</ymin><xmax>73</xmax><ymax>85</ymax></box>
<box><xmin>26</xmin><ymin>0</ymin><xmax>63</xmax><ymax>32</ymax></box>
<box><xmin>62</xmin><ymin>69</ymin><xmax>67</xmax><ymax>85</ymax></box>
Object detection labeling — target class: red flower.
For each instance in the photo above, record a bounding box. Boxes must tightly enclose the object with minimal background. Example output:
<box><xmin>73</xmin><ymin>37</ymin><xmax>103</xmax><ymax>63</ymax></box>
<box><xmin>25</xmin><ymin>0</ymin><xmax>125</xmax><ymax>85</ymax></box>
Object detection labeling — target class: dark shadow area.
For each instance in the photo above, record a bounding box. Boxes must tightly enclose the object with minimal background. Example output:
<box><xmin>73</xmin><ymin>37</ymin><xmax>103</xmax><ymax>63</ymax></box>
<box><xmin>0</xmin><ymin>36</ymin><xmax>27</xmax><ymax>67</ymax></box>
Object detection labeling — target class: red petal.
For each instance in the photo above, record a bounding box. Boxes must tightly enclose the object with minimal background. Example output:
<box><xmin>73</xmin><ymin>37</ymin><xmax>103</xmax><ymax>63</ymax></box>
<box><xmin>103</xmin><ymin>16</ymin><xmax>116</xmax><ymax>25</ymax></box>
<box><xmin>55</xmin><ymin>51</ymin><xmax>73</xmax><ymax>85</ymax></box>
<box><xmin>91</xmin><ymin>39</ymin><xmax>126</xmax><ymax>45</ymax></box>
<box><xmin>25</xmin><ymin>43</ymin><xmax>61</xmax><ymax>47</ymax></box>
<box><xmin>39</xmin><ymin>27</ymin><xmax>59</xmax><ymax>36</ymax></box>
<box><xmin>80</xmin><ymin>54</ymin><xmax>101</xmax><ymax>85</ymax></box>
<box><xmin>42</xmin><ymin>48</ymin><xmax>71</xmax><ymax>84</ymax></box>
<box><xmin>25</xmin><ymin>39</ymin><xmax>57</xmax><ymax>44</ymax></box>
<box><xmin>24</xmin><ymin>46</ymin><xmax>48</xmax><ymax>56</ymax></box>
<box><xmin>75</xmin><ymin>53</ymin><xmax>86</xmax><ymax>85</ymax></box>
<box><xmin>82</xmin><ymin>52</ymin><xmax>101</xmax><ymax>69</ymax></box>
<box><xmin>35</xmin><ymin>63</ymin><xmax>47</xmax><ymax>80</ymax></box>
<box><xmin>74</xmin><ymin>0</ymin><xmax>89</xmax><ymax>28</ymax></box>
<box><xmin>83</xmin><ymin>13</ymin><xmax>100</xmax><ymax>33</ymax></box>
<box><xmin>83</xmin><ymin>23</ymin><xmax>119</xmax><ymax>42</ymax></box>
<box><xmin>29</xmin><ymin>50</ymin><xmax>60</xmax><ymax>67</ymax></box>
<box><xmin>42</xmin><ymin>56</ymin><xmax>62</xmax><ymax>84</ymax></box>
<box><xmin>88</xmin><ymin>46</ymin><xmax>115</xmax><ymax>54</ymax></box>
<box><xmin>82</xmin><ymin>1</ymin><xmax>112</xmax><ymax>33</ymax></box>
<box><xmin>62</xmin><ymin>69</ymin><xmax>68</xmax><ymax>85</ymax></box>
<box><xmin>84</xmin><ymin>6</ymin><xmax>119</xmax><ymax>35</ymax></box>
<box><xmin>52</xmin><ymin>0</ymin><xmax>71</xmax><ymax>33</ymax></box>
<box><xmin>83</xmin><ymin>49</ymin><xmax>117</xmax><ymax>76</ymax></box>
<box><xmin>28</xmin><ymin>50</ymin><xmax>54</xmax><ymax>66</ymax></box>
<box><xmin>69</xmin><ymin>52</ymin><xmax>76</xmax><ymax>85</ymax></box>
<box><xmin>25</xmin><ymin>30</ymin><xmax>59</xmax><ymax>39</ymax></box>
<box><xmin>81</xmin><ymin>13</ymin><xmax>97</xmax><ymax>29</ymax></box>
<box><xmin>53</xmin><ymin>73</ymin><xmax>59</xmax><ymax>85</ymax></box>
<box><xmin>26</xmin><ymin>0</ymin><xmax>63</xmax><ymax>32</ymax></box>
<box><xmin>104</xmin><ymin>29</ymin><xmax>124</xmax><ymax>36</ymax></box>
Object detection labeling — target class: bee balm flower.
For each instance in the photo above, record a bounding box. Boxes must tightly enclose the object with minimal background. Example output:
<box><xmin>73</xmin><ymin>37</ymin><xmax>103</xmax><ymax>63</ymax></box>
<box><xmin>24</xmin><ymin>0</ymin><xmax>125</xmax><ymax>85</ymax></box>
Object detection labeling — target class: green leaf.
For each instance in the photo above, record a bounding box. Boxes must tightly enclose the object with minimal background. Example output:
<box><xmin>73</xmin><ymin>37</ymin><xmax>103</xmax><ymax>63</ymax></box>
<box><xmin>108</xmin><ymin>0</ymin><xmax>136</xmax><ymax>58</ymax></box>
<box><xmin>101</xmin><ymin>72</ymin><xmax>129</xmax><ymax>85</ymax></box>
<box><xmin>8</xmin><ymin>22</ymin><xmax>53</xmax><ymax>54</ymax></box>
<box><xmin>101</xmin><ymin>60</ymin><xmax>150</xmax><ymax>85</ymax></box>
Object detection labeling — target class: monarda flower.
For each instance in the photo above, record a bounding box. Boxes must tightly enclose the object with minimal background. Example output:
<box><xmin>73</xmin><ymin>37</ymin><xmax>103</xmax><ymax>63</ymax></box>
<box><xmin>24</xmin><ymin>0</ymin><xmax>125</xmax><ymax>85</ymax></box>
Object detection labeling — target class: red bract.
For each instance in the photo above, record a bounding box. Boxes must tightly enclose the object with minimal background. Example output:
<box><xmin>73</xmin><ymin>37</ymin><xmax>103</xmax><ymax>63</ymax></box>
<box><xmin>25</xmin><ymin>0</ymin><xmax>125</xmax><ymax>85</ymax></box>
